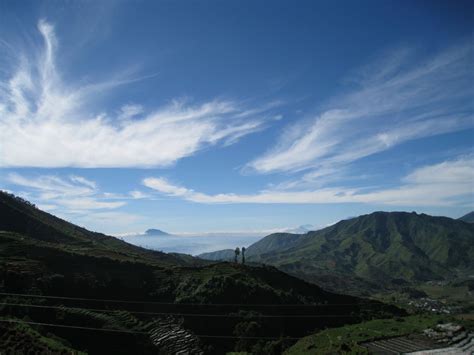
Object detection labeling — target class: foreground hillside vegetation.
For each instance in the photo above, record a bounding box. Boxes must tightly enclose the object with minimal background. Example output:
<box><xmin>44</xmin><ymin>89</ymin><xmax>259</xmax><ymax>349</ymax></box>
<box><xmin>0</xmin><ymin>191</ymin><xmax>402</xmax><ymax>354</ymax></box>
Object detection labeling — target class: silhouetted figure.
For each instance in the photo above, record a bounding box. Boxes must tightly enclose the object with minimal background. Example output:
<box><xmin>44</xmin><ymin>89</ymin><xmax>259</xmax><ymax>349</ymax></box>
<box><xmin>234</xmin><ymin>247</ymin><xmax>240</xmax><ymax>263</ymax></box>
<box><xmin>241</xmin><ymin>247</ymin><xmax>246</xmax><ymax>264</ymax></box>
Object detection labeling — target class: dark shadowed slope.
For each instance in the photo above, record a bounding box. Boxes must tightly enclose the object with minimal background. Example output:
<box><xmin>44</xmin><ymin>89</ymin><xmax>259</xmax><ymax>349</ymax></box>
<box><xmin>0</xmin><ymin>191</ymin><xmax>197</xmax><ymax>266</ymax></box>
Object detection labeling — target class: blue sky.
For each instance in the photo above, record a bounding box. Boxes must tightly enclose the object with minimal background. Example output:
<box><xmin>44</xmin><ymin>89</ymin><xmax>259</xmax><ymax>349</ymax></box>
<box><xmin>0</xmin><ymin>0</ymin><xmax>473</xmax><ymax>239</ymax></box>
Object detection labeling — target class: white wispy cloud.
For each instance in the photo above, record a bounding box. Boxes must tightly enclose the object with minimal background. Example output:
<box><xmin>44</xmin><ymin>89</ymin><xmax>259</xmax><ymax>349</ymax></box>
<box><xmin>0</xmin><ymin>20</ymin><xmax>270</xmax><ymax>168</ymax></box>
<box><xmin>143</xmin><ymin>156</ymin><xmax>474</xmax><ymax>206</ymax></box>
<box><xmin>246</xmin><ymin>44</ymin><xmax>473</xmax><ymax>177</ymax></box>
<box><xmin>128</xmin><ymin>190</ymin><xmax>150</xmax><ymax>199</ymax></box>
<box><xmin>143</xmin><ymin>176</ymin><xmax>356</xmax><ymax>204</ymax></box>
<box><xmin>8</xmin><ymin>173</ymin><xmax>95</xmax><ymax>199</ymax></box>
<box><xmin>357</xmin><ymin>156</ymin><xmax>474</xmax><ymax>206</ymax></box>
<box><xmin>6</xmin><ymin>173</ymin><xmax>125</xmax><ymax>211</ymax></box>
<box><xmin>3</xmin><ymin>173</ymin><xmax>148</xmax><ymax>234</ymax></box>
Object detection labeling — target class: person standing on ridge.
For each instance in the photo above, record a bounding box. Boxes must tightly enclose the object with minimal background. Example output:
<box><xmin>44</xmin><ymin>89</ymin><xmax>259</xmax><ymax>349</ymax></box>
<box><xmin>234</xmin><ymin>247</ymin><xmax>240</xmax><ymax>263</ymax></box>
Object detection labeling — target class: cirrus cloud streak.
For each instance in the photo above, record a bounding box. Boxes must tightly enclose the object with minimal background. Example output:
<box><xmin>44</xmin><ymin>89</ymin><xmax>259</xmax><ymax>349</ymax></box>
<box><xmin>246</xmin><ymin>44</ymin><xmax>473</xmax><ymax>178</ymax></box>
<box><xmin>0</xmin><ymin>20</ymin><xmax>269</xmax><ymax>168</ymax></box>
<box><xmin>144</xmin><ymin>156</ymin><xmax>474</xmax><ymax>206</ymax></box>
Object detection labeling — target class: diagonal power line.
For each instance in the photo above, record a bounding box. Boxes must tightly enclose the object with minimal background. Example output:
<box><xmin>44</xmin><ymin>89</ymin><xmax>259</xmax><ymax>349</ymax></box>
<box><xmin>0</xmin><ymin>302</ymin><xmax>361</xmax><ymax>318</ymax></box>
<box><xmin>0</xmin><ymin>292</ymin><xmax>382</xmax><ymax>307</ymax></box>
<box><xmin>0</xmin><ymin>319</ymin><xmax>304</xmax><ymax>340</ymax></box>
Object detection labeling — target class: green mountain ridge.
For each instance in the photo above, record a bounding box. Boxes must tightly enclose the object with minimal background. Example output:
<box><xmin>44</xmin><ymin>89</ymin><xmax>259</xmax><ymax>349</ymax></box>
<box><xmin>246</xmin><ymin>232</ymin><xmax>305</xmax><ymax>257</ymax></box>
<box><xmin>201</xmin><ymin>211</ymin><xmax>474</xmax><ymax>295</ymax></box>
<box><xmin>459</xmin><ymin>211</ymin><xmax>474</xmax><ymax>223</ymax></box>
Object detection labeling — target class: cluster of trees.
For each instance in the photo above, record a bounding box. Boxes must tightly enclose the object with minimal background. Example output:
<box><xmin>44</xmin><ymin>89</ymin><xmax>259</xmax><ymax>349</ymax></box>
<box><xmin>234</xmin><ymin>247</ymin><xmax>246</xmax><ymax>264</ymax></box>
<box><xmin>1</xmin><ymin>191</ymin><xmax>37</xmax><ymax>208</ymax></box>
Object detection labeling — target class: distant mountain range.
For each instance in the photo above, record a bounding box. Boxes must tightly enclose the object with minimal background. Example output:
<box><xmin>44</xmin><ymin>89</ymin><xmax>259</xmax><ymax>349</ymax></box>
<box><xmin>0</xmin><ymin>191</ymin><xmax>399</xmax><ymax>354</ymax></box>
<box><xmin>196</xmin><ymin>225</ymin><xmax>319</xmax><ymax>261</ymax></box>
<box><xmin>198</xmin><ymin>232</ymin><xmax>306</xmax><ymax>261</ymax></box>
<box><xmin>200</xmin><ymin>211</ymin><xmax>474</xmax><ymax>295</ymax></box>
<box><xmin>459</xmin><ymin>211</ymin><xmax>474</xmax><ymax>223</ymax></box>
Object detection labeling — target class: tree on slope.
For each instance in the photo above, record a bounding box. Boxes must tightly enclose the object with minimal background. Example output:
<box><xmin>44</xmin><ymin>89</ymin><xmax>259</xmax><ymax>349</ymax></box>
<box><xmin>234</xmin><ymin>247</ymin><xmax>240</xmax><ymax>263</ymax></box>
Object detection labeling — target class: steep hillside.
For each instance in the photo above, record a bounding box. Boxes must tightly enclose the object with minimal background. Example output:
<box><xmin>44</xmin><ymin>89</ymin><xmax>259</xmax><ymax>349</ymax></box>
<box><xmin>254</xmin><ymin>212</ymin><xmax>474</xmax><ymax>291</ymax></box>
<box><xmin>246</xmin><ymin>232</ymin><xmax>303</xmax><ymax>257</ymax></box>
<box><xmin>0</xmin><ymin>193</ymin><xmax>401</xmax><ymax>354</ymax></box>
<box><xmin>0</xmin><ymin>191</ymin><xmax>195</xmax><ymax>266</ymax></box>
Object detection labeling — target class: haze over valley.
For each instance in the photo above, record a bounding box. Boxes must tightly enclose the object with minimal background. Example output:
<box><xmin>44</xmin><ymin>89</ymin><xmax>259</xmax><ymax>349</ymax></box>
<box><xmin>119</xmin><ymin>225</ymin><xmax>319</xmax><ymax>255</ymax></box>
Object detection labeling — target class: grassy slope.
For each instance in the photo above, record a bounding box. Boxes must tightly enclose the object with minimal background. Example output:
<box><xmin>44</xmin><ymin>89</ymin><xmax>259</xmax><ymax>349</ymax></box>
<box><xmin>245</xmin><ymin>233</ymin><xmax>303</xmax><ymax>257</ymax></box>
<box><xmin>285</xmin><ymin>314</ymin><xmax>445</xmax><ymax>355</ymax></box>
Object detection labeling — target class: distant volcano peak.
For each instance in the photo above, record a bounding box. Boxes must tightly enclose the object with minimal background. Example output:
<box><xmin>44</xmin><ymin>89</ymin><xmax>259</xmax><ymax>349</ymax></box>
<box><xmin>145</xmin><ymin>228</ymin><xmax>171</xmax><ymax>236</ymax></box>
